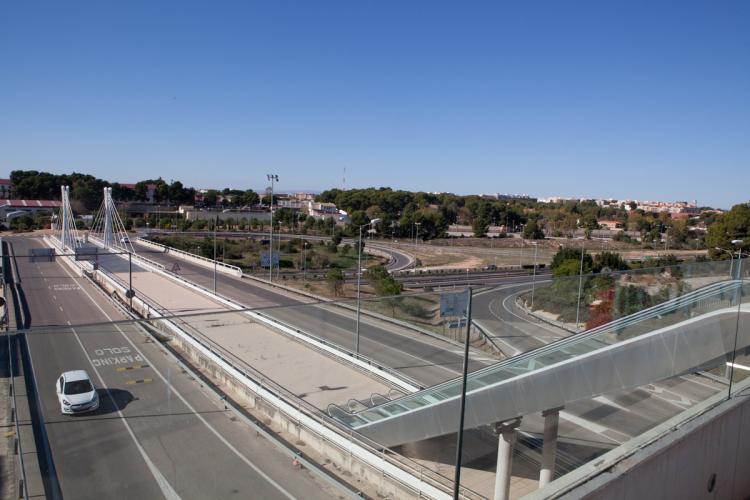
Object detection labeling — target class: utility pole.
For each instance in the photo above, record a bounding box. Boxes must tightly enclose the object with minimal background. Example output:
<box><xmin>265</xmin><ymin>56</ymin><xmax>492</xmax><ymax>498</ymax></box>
<box><xmin>452</xmin><ymin>286</ymin><xmax>473</xmax><ymax>499</ymax></box>
<box><xmin>267</xmin><ymin>174</ymin><xmax>278</xmax><ymax>283</ymax></box>
<box><xmin>213</xmin><ymin>215</ymin><xmax>218</xmax><ymax>294</ymax></box>
<box><xmin>575</xmin><ymin>239</ymin><xmax>585</xmax><ymax>331</ymax></box>
<box><xmin>355</xmin><ymin>218</ymin><xmax>380</xmax><ymax>358</ymax></box>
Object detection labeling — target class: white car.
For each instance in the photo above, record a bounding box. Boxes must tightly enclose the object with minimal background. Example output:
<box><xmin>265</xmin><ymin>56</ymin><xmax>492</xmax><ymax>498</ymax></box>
<box><xmin>56</xmin><ymin>370</ymin><xmax>99</xmax><ymax>414</ymax></box>
<box><xmin>120</xmin><ymin>236</ymin><xmax>131</xmax><ymax>244</ymax></box>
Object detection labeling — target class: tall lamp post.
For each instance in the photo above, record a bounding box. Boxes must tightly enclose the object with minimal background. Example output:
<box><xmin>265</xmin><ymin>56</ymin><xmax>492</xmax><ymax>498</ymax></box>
<box><xmin>355</xmin><ymin>218</ymin><xmax>381</xmax><ymax>358</ymax></box>
<box><xmin>727</xmin><ymin>239</ymin><xmax>746</xmax><ymax>393</ymax></box>
<box><xmin>574</xmin><ymin>237</ymin><xmax>586</xmax><ymax>332</ymax></box>
<box><xmin>715</xmin><ymin>247</ymin><xmax>737</xmax><ymax>278</ymax></box>
<box><xmin>266</xmin><ymin>174</ymin><xmax>278</xmax><ymax>283</ymax></box>
<box><xmin>531</xmin><ymin>242</ymin><xmax>539</xmax><ymax>310</ymax></box>
<box><xmin>213</xmin><ymin>215</ymin><xmax>218</xmax><ymax>294</ymax></box>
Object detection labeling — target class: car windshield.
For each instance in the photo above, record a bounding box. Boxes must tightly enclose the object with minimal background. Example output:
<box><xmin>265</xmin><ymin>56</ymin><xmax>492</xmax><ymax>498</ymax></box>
<box><xmin>64</xmin><ymin>380</ymin><xmax>93</xmax><ymax>395</ymax></box>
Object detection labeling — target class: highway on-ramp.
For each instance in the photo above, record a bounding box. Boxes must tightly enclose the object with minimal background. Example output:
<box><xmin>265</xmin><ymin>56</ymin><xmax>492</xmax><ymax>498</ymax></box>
<box><xmin>5</xmin><ymin>235</ymin><xmax>345</xmax><ymax>500</ymax></box>
<box><xmin>133</xmin><ymin>239</ymin><xmax>494</xmax><ymax>387</ymax></box>
<box><xmin>129</xmin><ymin>239</ymin><xmax>726</xmax><ymax>476</ymax></box>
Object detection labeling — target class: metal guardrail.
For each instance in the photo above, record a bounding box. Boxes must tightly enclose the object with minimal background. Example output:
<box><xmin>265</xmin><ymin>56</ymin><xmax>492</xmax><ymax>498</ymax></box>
<box><xmin>137</xmin><ymin>237</ymin><xmax>242</xmax><ymax>276</ymax></box>
<box><xmin>2</xmin><ymin>238</ymin><xmax>30</xmax><ymax>500</ymax></box>
<box><xmin>86</xmin><ymin>257</ymin><xmax>475</xmax><ymax>498</ymax></box>
<box><xmin>128</xmin><ymin>252</ymin><xmax>425</xmax><ymax>392</ymax></box>
<box><xmin>158</xmin><ymin>312</ymin><xmax>481</xmax><ymax>499</ymax></box>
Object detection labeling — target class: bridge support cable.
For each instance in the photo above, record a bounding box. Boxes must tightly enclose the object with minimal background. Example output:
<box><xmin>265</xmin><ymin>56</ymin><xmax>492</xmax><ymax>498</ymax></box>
<box><xmin>57</xmin><ymin>185</ymin><xmax>82</xmax><ymax>252</ymax></box>
<box><xmin>90</xmin><ymin>187</ymin><xmax>137</xmax><ymax>255</ymax></box>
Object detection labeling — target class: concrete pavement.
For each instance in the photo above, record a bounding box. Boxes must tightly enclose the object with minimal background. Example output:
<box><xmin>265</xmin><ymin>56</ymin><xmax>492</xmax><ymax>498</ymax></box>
<box><xmin>6</xmin><ymin>235</ymin><xmax>348</xmax><ymax>500</ymax></box>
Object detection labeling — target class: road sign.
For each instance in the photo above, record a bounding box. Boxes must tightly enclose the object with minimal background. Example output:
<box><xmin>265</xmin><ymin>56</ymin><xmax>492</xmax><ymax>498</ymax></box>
<box><xmin>170</xmin><ymin>262</ymin><xmax>181</xmax><ymax>273</ymax></box>
<box><xmin>260</xmin><ymin>252</ymin><xmax>280</xmax><ymax>268</ymax></box>
<box><xmin>30</xmin><ymin>248</ymin><xmax>55</xmax><ymax>262</ymax></box>
<box><xmin>74</xmin><ymin>245</ymin><xmax>98</xmax><ymax>261</ymax></box>
<box><xmin>440</xmin><ymin>291</ymin><xmax>469</xmax><ymax>317</ymax></box>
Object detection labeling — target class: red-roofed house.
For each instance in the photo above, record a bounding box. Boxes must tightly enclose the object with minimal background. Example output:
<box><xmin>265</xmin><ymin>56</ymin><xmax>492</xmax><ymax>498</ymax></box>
<box><xmin>0</xmin><ymin>199</ymin><xmax>62</xmax><ymax>221</ymax></box>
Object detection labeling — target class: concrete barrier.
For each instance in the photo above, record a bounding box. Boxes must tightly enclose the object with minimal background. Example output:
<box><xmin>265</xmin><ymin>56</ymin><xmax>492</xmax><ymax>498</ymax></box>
<box><xmin>47</xmin><ymin>236</ymin><xmax>462</xmax><ymax>499</ymax></box>
<box><xmin>137</xmin><ymin>237</ymin><xmax>243</xmax><ymax>278</ymax></box>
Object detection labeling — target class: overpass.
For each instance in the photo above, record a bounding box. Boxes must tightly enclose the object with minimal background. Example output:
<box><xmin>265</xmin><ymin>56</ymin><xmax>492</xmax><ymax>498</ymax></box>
<box><xmin>336</xmin><ymin>280</ymin><xmax>746</xmax><ymax>445</ymax></box>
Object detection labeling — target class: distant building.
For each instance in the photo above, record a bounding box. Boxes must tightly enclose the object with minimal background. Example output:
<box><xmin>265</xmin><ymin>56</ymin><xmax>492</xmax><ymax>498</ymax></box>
<box><xmin>481</xmin><ymin>193</ymin><xmax>536</xmax><ymax>202</ymax></box>
<box><xmin>0</xmin><ymin>199</ymin><xmax>62</xmax><ymax>221</ymax></box>
<box><xmin>307</xmin><ymin>201</ymin><xmax>339</xmax><ymax>218</ymax></box>
<box><xmin>0</xmin><ymin>179</ymin><xmax>11</xmax><ymax>199</ymax></box>
<box><xmin>597</xmin><ymin>220</ymin><xmax>625</xmax><ymax>231</ymax></box>
<box><xmin>277</xmin><ymin>199</ymin><xmax>305</xmax><ymax>211</ymax></box>
<box><xmin>292</xmin><ymin>192</ymin><xmax>315</xmax><ymax>201</ymax></box>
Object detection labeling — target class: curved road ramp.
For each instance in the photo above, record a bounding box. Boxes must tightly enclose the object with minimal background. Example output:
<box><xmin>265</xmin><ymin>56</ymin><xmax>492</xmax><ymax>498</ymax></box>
<box><xmin>337</xmin><ymin>280</ymin><xmax>748</xmax><ymax>446</ymax></box>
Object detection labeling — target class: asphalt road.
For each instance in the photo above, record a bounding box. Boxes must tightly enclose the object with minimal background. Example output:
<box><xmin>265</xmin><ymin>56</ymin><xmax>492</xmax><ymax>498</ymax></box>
<box><xmin>130</xmin><ymin>239</ymin><xmax>727</xmax><ymax>479</ymax></box>
<box><xmin>7</xmin><ymin>236</ymin><xmax>345</xmax><ymax>500</ymax></box>
<box><xmin>471</xmin><ymin>283</ymin><xmax>569</xmax><ymax>356</ymax></box>
<box><xmin>143</xmin><ymin>230</ymin><xmax>415</xmax><ymax>271</ymax></box>
<box><xmin>133</xmin><ymin>240</ymin><xmax>490</xmax><ymax>387</ymax></box>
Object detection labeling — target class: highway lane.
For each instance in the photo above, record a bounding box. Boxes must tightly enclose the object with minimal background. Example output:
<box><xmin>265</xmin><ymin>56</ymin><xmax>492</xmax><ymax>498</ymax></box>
<box><xmin>8</xmin><ymin>236</ymin><xmax>344</xmax><ymax>500</ymax></box>
<box><xmin>472</xmin><ymin>283</ymin><xmax>569</xmax><ymax>355</ymax></box>
<box><xmin>130</xmin><ymin>239</ymin><xmax>728</xmax><ymax>476</ymax></box>
<box><xmin>143</xmin><ymin>230</ymin><xmax>415</xmax><ymax>271</ymax></box>
<box><xmin>133</xmin><ymin>240</ymin><xmax>493</xmax><ymax>387</ymax></box>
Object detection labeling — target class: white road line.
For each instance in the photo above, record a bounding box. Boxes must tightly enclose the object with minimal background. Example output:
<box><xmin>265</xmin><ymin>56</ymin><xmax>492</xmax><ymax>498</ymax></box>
<box><xmin>57</xmin><ymin>256</ymin><xmax>296</xmax><ymax>500</ymax></box>
<box><xmin>559</xmin><ymin>411</ymin><xmax>624</xmax><ymax>444</ymax></box>
<box><xmin>67</xmin><ymin>324</ymin><xmax>182</xmax><ymax>500</ymax></box>
<box><xmin>473</xmin><ymin>319</ymin><xmax>522</xmax><ymax>356</ymax></box>
<box><xmin>592</xmin><ymin>395</ymin><xmax>631</xmax><ymax>412</ymax></box>
<box><xmin>500</xmin><ymin>292</ymin><xmax>566</xmax><ymax>336</ymax></box>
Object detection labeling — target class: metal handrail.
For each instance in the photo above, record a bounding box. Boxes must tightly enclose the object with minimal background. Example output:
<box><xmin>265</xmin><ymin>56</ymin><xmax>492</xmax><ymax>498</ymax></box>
<box><xmin>136</xmin><ymin>237</ymin><xmax>242</xmax><ymax>275</ymax></box>
<box><xmin>84</xmin><ymin>257</ymin><xmax>476</xmax><ymax>498</ymax></box>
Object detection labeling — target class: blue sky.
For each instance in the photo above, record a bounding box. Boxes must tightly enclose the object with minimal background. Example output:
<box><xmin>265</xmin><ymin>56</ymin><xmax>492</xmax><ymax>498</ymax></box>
<box><xmin>1</xmin><ymin>1</ymin><xmax>748</xmax><ymax>208</ymax></box>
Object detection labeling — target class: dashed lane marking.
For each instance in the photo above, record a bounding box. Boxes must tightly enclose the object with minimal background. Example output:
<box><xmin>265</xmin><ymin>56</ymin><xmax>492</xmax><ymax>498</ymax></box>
<box><xmin>117</xmin><ymin>364</ymin><xmax>150</xmax><ymax>372</ymax></box>
<box><xmin>126</xmin><ymin>378</ymin><xmax>154</xmax><ymax>385</ymax></box>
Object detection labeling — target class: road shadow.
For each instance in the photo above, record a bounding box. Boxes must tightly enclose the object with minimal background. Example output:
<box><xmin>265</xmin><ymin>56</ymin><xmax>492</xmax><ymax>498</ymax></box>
<box><xmin>96</xmin><ymin>388</ymin><xmax>136</xmax><ymax>415</ymax></box>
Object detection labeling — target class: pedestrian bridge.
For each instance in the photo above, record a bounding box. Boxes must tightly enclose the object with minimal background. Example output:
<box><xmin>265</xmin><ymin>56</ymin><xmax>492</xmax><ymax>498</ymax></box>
<box><xmin>334</xmin><ymin>280</ymin><xmax>749</xmax><ymax>447</ymax></box>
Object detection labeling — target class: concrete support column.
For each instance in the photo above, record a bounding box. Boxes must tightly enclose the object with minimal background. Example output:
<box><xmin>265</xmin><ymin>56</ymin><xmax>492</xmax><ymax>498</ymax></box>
<box><xmin>494</xmin><ymin>418</ymin><xmax>522</xmax><ymax>500</ymax></box>
<box><xmin>539</xmin><ymin>407</ymin><xmax>563</xmax><ymax>488</ymax></box>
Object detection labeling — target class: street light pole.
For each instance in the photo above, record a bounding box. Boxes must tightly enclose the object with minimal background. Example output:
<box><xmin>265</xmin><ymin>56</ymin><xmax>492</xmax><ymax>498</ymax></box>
<box><xmin>303</xmin><ymin>241</ymin><xmax>308</xmax><ymax>281</ymax></box>
<box><xmin>356</xmin><ymin>225</ymin><xmax>363</xmax><ymax>358</ymax></box>
<box><xmin>715</xmin><ymin>247</ymin><xmax>736</xmax><ymax>279</ymax></box>
<box><xmin>575</xmin><ymin>240</ymin><xmax>585</xmax><ymax>331</ymax></box>
<box><xmin>267</xmin><ymin>174</ymin><xmax>278</xmax><ymax>283</ymax></box>
<box><xmin>129</xmin><ymin>251</ymin><xmax>133</xmax><ymax>312</ymax></box>
<box><xmin>355</xmin><ymin>218</ymin><xmax>380</xmax><ymax>358</ymax></box>
<box><xmin>213</xmin><ymin>215</ymin><xmax>218</xmax><ymax>294</ymax></box>
<box><xmin>727</xmin><ymin>239</ymin><xmax>745</xmax><ymax>394</ymax></box>
<box><xmin>531</xmin><ymin>242</ymin><xmax>538</xmax><ymax>310</ymax></box>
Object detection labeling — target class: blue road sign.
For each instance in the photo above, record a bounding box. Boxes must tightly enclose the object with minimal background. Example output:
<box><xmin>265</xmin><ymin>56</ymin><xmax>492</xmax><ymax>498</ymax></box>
<box><xmin>440</xmin><ymin>291</ymin><xmax>469</xmax><ymax>317</ymax></box>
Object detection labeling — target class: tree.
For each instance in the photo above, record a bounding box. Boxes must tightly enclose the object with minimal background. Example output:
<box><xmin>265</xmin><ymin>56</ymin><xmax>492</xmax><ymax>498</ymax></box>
<box><xmin>522</xmin><ymin>220</ymin><xmax>545</xmax><ymax>240</ymax></box>
<box><xmin>240</xmin><ymin>190</ymin><xmax>259</xmax><ymax>207</ymax></box>
<box><xmin>594</xmin><ymin>251</ymin><xmax>630</xmax><ymax>273</ymax></box>
<box><xmin>326</xmin><ymin>269</ymin><xmax>345</xmax><ymax>296</ymax></box>
<box><xmin>331</xmin><ymin>230</ymin><xmax>343</xmax><ymax>246</ymax></box>
<box><xmin>204</xmin><ymin>190</ymin><xmax>219</xmax><ymax>207</ymax></box>
<box><xmin>551</xmin><ymin>247</ymin><xmax>593</xmax><ymax>272</ymax></box>
<box><xmin>553</xmin><ymin>259</ymin><xmax>583</xmax><ymax>278</ymax></box>
<box><xmin>706</xmin><ymin>203</ymin><xmax>750</xmax><ymax>258</ymax></box>
<box><xmin>364</xmin><ymin>265</ymin><xmax>402</xmax><ymax>297</ymax></box>
<box><xmin>472</xmin><ymin>217</ymin><xmax>489</xmax><ymax>237</ymax></box>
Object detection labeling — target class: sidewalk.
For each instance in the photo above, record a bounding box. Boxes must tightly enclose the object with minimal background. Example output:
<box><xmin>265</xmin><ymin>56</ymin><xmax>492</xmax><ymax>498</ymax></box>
<box><xmin>95</xmin><ymin>252</ymin><xmax>395</xmax><ymax>409</ymax></box>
